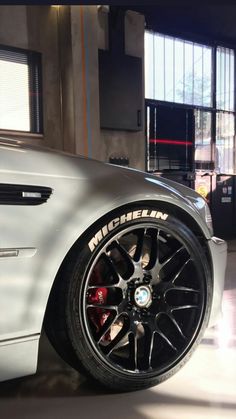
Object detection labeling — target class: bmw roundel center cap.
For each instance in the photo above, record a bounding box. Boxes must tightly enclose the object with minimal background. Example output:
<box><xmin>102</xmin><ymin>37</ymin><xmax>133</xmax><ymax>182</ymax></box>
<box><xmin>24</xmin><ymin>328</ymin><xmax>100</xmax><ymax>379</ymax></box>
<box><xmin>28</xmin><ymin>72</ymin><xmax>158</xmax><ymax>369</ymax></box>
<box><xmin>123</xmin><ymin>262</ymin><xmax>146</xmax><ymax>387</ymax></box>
<box><xmin>134</xmin><ymin>285</ymin><xmax>152</xmax><ymax>308</ymax></box>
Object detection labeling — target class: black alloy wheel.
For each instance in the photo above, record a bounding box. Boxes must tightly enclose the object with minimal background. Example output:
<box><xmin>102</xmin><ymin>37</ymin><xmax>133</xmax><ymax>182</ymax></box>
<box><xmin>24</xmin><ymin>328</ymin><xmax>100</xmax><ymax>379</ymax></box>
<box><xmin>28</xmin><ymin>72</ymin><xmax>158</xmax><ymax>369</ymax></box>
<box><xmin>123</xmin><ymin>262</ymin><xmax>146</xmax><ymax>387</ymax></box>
<box><xmin>45</xmin><ymin>207</ymin><xmax>212</xmax><ymax>392</ymax></box>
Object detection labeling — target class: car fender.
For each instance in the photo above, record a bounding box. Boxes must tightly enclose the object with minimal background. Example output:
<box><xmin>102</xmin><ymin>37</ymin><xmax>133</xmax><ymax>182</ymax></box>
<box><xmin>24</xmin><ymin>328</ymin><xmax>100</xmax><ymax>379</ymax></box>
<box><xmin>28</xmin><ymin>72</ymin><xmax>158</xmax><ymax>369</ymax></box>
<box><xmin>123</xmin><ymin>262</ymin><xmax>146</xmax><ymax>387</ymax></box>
<box><xmin>0</xmin><ymin>142</ymin><xmax>210</xmax><ymax>341</ymax></box>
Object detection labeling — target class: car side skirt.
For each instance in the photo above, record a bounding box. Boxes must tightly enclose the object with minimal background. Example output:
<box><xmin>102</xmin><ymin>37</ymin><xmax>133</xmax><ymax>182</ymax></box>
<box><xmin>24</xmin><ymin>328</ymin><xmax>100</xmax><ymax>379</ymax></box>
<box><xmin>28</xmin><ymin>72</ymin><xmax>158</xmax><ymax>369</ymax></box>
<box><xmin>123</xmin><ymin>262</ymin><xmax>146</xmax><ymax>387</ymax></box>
<box><xmin>0</xmin><ymin>335</ymin><xmax>39</xmax><ymax>382</ymax></box>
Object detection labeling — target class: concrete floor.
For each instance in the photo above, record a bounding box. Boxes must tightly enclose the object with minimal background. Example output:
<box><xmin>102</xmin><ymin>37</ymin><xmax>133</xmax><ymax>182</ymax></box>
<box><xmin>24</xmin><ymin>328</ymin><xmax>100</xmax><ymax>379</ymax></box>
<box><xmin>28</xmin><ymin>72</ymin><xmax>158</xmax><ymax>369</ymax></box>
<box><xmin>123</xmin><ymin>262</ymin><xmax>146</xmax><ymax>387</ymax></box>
<box><xmin>0</xmin><ymin>241</ymin><xmax>236</xmax><ymax>419</ymax></box>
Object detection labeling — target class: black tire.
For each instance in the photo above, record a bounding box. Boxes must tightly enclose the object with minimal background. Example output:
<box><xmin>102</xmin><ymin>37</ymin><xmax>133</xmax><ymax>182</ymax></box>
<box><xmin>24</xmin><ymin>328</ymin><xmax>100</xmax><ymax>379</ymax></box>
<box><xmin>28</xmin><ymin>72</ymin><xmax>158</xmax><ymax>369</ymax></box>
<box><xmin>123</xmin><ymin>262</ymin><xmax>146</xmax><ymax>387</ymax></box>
<box><xmin>45</xmin><ymin>205</ymin><xmax>212</xmax><ymax>392</ymax></box>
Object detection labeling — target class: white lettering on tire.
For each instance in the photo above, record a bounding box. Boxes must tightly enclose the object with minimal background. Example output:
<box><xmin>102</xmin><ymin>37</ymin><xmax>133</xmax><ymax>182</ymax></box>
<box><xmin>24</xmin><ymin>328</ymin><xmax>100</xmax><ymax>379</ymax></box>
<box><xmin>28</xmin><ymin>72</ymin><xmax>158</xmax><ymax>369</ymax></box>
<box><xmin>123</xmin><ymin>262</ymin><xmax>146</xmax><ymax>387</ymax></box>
<box><xmin>88</xmin><ymin>209</ymin><xmax>169</xmax><ymax>252</ymax></box>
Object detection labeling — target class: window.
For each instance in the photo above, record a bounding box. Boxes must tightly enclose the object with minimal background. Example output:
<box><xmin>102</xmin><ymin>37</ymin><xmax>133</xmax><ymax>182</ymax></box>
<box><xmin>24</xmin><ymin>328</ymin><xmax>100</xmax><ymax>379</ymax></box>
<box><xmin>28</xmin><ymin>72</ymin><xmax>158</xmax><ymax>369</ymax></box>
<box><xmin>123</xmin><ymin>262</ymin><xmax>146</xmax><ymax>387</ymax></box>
<box><xmin>216</xmin><ymin>47</ymin><xmax>234</xmax><ymax>112</ymax></box>
<box><xmin>146</xmin><ymin>103</ymin><xmax>194</xmax><ymax>172</ymax></box>
<box><xmin>145</xmin><ymin>32</ymin><xmax>212</xmax><ymax>107</ymax></box>
<box><xmin>145</xmin><ymin>31</ymin><xmax>236</xmax><ymax>175</ymax></box>
<box><xmin>195</xmin><ymin>110</ymin><xmax>212</xmax><ymax>169</ymax></box>
<box><xmin>216</xmin><ymin>112</ymin><xmax>234</xmax><ymax>174</ymax></box>
<box><xmin>0</xmin><ymin>46</ymin><xmax>42</xmax><ymax>133</ymax></box>
<box><xmin>216</xmin><ymin>47</ymin><xmax>235</xmax><ymax>173</ymax></box>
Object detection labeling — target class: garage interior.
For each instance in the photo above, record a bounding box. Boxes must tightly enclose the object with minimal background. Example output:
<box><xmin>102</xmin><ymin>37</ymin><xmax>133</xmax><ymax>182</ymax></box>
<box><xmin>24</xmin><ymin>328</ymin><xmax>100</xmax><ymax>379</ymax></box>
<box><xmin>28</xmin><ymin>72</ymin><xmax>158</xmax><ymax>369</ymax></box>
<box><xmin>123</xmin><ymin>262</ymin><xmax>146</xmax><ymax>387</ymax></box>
<box><xmin>0</xmin><ymin>3</ymin><xmax>235</xmax><ymax>418</ymax></box>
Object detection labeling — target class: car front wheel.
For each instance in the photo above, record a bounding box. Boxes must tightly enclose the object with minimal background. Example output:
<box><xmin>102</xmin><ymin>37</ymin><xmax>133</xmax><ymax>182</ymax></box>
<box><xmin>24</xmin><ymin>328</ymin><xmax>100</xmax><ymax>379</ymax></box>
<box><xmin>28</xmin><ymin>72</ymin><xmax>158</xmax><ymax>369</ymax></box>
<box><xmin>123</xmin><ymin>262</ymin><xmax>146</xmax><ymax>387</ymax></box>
<box><xmin>45</xmin><ymin>206</ymin><xmax>212</xmax><ymax>392</ymax></box>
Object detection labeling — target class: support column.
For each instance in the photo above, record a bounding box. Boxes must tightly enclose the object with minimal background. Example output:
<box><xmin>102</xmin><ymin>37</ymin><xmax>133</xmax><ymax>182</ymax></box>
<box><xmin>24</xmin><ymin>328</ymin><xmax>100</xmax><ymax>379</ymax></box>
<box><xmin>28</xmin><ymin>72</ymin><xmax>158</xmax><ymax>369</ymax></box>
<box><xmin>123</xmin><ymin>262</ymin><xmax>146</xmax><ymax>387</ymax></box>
<box><xmin>70</xmin><ymin>5</ymin><xmax>102</xmax><ymax>159</ymax></box>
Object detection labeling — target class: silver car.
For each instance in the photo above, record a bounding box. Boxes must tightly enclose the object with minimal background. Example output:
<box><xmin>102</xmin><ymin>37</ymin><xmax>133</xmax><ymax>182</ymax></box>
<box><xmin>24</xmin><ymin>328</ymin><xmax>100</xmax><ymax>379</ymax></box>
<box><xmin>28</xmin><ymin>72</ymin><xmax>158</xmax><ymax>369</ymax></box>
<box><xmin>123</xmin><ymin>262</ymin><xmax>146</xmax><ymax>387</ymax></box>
<box><xmin>0</xmin><ymin>139</ymin><xmax>227</xmax><ymax>392</ymax></box>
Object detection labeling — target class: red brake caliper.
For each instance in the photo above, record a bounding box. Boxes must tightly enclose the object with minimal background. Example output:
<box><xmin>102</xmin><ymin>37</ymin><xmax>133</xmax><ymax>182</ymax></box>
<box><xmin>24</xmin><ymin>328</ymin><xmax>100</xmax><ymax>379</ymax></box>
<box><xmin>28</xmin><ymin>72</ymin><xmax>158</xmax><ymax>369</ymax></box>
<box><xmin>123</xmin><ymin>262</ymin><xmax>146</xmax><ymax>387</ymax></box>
<box><xmin>88</xmin><ymin>270</ymin><xmax>111</xmax><ymax>342</ymax></box>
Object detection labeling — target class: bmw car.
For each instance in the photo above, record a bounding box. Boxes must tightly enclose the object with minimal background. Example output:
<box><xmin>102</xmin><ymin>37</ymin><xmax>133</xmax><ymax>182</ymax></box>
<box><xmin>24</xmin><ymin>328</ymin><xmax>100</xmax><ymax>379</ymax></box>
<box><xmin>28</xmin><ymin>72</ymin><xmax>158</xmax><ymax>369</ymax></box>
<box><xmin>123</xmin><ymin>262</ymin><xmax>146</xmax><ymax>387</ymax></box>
<box><xmin>0</xmin><ymin>138</ymin><xmax>227</xmax><ymax>392</ymax></box>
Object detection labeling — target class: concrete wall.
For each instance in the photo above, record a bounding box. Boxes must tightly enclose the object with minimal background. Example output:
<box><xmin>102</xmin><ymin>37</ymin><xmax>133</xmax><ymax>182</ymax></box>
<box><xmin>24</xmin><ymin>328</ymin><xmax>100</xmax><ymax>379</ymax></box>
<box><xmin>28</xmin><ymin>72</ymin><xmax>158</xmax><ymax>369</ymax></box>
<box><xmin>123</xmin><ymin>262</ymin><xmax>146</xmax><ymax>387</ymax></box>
<box><xmin>58</xmin><ymin>6</ymin><xmax>75</xmax><ymax>154</ymax></box>
<box><xmin>0</xmin><ymin>6</ymin><xmax>62</xmax><ymax>149</ymax></box>
<box><xmin>0</xmin><ymin>5</ymin><xmax>146</xmax><ymax>170</ymax></box>
<box><xmin>70</xmin><ymin>6</ymin><xmax>102</xmax><ymax>160</ymax></box>
<box><xmin>27</xmin><ymin>6</ymin><xmax>63</xmax><ymax>150</ymax></box>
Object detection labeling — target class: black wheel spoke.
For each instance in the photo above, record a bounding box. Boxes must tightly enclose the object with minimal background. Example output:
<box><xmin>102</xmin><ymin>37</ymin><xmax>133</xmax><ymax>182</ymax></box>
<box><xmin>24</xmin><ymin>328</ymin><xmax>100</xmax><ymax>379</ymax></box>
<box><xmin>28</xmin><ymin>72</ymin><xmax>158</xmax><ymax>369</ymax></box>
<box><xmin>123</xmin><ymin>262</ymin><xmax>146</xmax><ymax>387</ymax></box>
<box><xmin>145</xmin><ymin>229</ymin><xmax>159</xmax><ymax>270</ymax></box>
<box><xmin>108</xmin><ymin>240</ymin><xmax>138</xmax><ymax>280</ymax></box>
<box><xmin>133</xmin><ymin>229</ymin><xmax>145</xmax><ymax>262</ymax></box>
<box><xmin>87</xmin><ymin>303</ymin><xmax>118</xmax><ymax>312</ymax></box>
<box><xmin>171</xmin><ymin>304</ymin><xmax>199</xmax><ymax>312</ymax></box>
<box><xmin>88</xmin><ymin>284</ymin><xmax>119</xmax><ymax>290</ymax></box>
<box><xmin>149</xmin><ymin>230</ymin><xmax>161</xmax><ymax>283</ymax></box>
<box><xmin>88</xmin><ymin>276</ymin><xmax>127</xmax><ymax>292</ymax></box>
<box><xmin>173</xmin><ymin>285</ymin><xmax>200</xmax><ymax>293</ymax></box>
<box><xmin>148</xmin><ymin>331</ymin><xmax>156</xmax><ymax>369</ymax></box>
<box><xmin>105</xmin><ymin>322</ymin><xmax>130</xmax><ymax>355</ymax></box>
<box><xmin>128</xmin><ymin>331</ymin><xmax>138</xmax><ymax>370</ymax></box>
<box><xmin>167</xmin><ymin>314</ymin><xmax>186</xmax><ymax>339</ymax></box>
<box><xmin>170</xmin><ymin>258</ymin><xmax>191</xmax><ymax>283</ymax></box>
<box><xmin>161</xmin><ymin>246</ymin><xmax>185</xmax><ymax>269</ymax></box>
<box><xmin>114</xmin><ymin>241</ymin><xmax>135</xmax><ymax>267</ymax></box>
<box><xmin>113</xmin><ymin>239</ymin><xmax>144</xmax><ymax>280</ymax></box>
<box><xmin>96</xmin><ymin>313</ymin><xmax>119</xmax><ymax>343</ymax></box>
<box><xmin>103</xmin><ymin>253</ymin><xmax>121</xmax><ymax>283</ymax></box>
<box><xmin>156</xmin><ymin>329</ymin><xmax>177</xmax><ymax>352</ymax></box>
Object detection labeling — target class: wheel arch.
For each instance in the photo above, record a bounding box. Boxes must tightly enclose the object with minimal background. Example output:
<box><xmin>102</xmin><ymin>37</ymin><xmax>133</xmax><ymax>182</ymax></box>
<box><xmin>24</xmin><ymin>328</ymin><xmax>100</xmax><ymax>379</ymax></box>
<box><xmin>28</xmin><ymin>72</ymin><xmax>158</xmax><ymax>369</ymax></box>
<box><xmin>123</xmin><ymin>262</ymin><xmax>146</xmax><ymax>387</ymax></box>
<box><xmin>44</xmin><ymin>199</ymin><xmax>212</xmax><ymax>315</ymax></box>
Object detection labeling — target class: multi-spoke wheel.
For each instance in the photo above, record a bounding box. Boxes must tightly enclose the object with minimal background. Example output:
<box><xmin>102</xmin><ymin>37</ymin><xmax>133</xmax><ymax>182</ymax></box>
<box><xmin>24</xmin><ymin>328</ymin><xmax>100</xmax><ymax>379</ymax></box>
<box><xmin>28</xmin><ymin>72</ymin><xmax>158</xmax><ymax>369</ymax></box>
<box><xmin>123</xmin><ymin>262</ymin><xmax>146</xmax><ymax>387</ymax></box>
<box><xmin>45</xmin><ymin>207</ymin><xmax>212</xmax><ymax>392</ymax></box>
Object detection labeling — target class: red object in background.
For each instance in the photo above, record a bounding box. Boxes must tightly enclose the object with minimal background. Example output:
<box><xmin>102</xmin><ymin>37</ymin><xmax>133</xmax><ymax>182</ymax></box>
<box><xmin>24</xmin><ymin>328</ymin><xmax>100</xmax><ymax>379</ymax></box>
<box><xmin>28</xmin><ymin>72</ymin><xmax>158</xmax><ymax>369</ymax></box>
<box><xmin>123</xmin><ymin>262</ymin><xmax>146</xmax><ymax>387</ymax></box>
<box><xmin>149</xmin><ymin>138</ymin><xmax>192</xmax><ymax>146</ymax></box>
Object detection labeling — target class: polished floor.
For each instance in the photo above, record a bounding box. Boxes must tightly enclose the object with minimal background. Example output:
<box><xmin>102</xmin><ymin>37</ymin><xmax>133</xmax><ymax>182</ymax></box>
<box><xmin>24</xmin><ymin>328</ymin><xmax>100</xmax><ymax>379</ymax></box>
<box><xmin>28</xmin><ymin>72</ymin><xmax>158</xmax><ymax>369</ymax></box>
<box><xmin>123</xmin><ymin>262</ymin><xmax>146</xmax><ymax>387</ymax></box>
<box><xmin>0</xmin><ymin>241</ymin><xmax>236</xmax><ymax>418</ymax></box>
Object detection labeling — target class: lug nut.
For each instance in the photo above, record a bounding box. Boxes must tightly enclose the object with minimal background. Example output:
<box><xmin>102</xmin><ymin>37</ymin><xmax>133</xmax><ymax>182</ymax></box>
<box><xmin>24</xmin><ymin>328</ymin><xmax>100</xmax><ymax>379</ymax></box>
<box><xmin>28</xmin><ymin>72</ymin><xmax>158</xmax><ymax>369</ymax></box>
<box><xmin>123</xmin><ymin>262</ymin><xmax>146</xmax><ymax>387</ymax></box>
<box><xmin>144</xmin><ymin>274</ymin><xmax>152</xmax><ymax>283</ymax></box>
<box><xmin>141</xmin><ymin>308</ymin><xmax>148</xmax><ymax>316</ymax></box>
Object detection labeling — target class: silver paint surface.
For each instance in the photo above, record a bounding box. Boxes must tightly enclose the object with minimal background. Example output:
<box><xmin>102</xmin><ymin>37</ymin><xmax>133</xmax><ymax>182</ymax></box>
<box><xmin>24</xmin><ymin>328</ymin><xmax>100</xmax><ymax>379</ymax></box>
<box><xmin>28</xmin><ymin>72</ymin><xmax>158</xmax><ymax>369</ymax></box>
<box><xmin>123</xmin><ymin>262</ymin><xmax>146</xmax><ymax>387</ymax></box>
<box><xmin>0</xmin><ymin>139</ymin><xmax>227</xmax><ymax>381</ymax></box>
